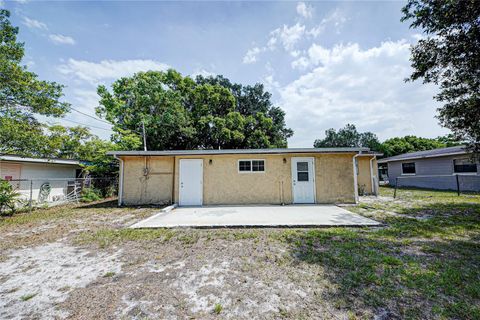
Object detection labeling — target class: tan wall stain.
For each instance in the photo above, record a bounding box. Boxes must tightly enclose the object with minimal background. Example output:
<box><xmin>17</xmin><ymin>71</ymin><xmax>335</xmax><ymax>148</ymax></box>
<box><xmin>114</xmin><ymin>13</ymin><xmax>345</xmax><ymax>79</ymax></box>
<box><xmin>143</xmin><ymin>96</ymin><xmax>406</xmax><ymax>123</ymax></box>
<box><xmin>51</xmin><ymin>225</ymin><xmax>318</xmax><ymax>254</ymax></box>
<box><xmin>120</xmin><ymin>153</ymin><xmax>360</xmax><ymax>205</ymax></box>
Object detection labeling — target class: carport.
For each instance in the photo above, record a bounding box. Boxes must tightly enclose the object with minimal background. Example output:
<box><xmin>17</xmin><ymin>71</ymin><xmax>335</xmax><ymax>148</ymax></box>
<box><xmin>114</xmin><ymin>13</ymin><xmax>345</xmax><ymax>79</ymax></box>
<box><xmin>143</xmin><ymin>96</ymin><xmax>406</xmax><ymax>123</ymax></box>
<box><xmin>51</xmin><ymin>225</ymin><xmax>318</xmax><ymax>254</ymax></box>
<box><xmin>130</xmin><ymin>205</ymin><xmax>380</xmax><ymax>228</ymax></box>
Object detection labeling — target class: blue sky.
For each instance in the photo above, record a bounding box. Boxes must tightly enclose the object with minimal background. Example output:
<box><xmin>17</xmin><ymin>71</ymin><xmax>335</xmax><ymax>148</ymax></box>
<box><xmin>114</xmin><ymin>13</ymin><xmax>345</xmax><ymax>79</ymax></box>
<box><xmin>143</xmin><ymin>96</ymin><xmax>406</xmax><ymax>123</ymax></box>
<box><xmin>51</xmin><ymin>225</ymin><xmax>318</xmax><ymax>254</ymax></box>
<box><xmin>4</xmin><ymin>0</ymin><xmax>448</xmax><ymax>147</ymax></box>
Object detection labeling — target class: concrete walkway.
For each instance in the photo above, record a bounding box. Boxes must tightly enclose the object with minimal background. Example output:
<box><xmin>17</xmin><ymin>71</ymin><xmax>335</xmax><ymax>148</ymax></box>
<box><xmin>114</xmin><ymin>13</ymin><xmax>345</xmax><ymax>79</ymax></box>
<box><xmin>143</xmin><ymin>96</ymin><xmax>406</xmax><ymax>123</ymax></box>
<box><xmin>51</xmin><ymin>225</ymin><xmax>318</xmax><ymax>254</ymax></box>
<box><xmin>130</xmin><ymin>205</ymin><xmax>380</xmax><ymax>228</ymax></box>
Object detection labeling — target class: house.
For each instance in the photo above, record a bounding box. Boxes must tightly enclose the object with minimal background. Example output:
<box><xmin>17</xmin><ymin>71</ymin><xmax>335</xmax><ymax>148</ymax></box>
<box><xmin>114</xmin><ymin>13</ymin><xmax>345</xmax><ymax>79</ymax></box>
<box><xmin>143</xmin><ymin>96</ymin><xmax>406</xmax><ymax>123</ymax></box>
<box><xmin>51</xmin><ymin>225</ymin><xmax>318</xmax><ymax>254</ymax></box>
<box><xmin>0</xmin><ymin>155</ymin><xmax>82</xmax><ymax>203</ymax></box>
<box><xmin>378</xmin><ymin>146</ymin><xmax>480</xmax><ymax>191</ymax></box>
<box><xmin>107</xmin><ymin>148</ymin><xmax>380</xmax><ymax>206</ymax></box>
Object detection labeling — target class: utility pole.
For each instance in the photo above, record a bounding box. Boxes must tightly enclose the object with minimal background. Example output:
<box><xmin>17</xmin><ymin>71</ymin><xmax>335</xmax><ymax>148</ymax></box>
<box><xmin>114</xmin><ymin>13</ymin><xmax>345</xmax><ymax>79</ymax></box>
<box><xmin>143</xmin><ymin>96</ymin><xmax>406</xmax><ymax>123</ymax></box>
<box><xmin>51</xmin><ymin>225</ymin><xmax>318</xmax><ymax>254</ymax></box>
<box><xmin>142</xmin><ymin>121</ymin><xmax>147</xmax><ymax>151</ymax></box>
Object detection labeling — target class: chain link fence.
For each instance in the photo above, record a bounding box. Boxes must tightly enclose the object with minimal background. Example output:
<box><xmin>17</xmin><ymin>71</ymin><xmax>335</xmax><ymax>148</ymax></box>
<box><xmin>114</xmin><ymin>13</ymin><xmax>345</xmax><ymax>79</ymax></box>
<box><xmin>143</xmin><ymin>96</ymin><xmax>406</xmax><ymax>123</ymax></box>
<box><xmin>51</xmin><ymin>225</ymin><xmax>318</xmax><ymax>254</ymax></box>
<box><xmin>6</xmin><ymin>177</ymin><xmax>117</xmax><ymax>209</ymax></box>
<box><xmin>391</xmin><ymin>174</ymin><xmax>480</xmax><ymax>198</ymax></box>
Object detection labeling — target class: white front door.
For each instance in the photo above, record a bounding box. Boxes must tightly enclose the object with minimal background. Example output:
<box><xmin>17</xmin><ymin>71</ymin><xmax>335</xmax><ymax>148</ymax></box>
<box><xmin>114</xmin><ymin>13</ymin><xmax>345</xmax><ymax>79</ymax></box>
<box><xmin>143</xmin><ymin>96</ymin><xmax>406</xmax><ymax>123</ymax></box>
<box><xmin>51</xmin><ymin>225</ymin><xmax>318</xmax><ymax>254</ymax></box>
<box><xmin>291</xmin><ymin>157</ymin><xmax>315</xmax><ymax>204</ymax></box>
<box><xmin>179</xmin><ymin>159</ymin><xmax>203</xmax><ymax>206</ymax></box>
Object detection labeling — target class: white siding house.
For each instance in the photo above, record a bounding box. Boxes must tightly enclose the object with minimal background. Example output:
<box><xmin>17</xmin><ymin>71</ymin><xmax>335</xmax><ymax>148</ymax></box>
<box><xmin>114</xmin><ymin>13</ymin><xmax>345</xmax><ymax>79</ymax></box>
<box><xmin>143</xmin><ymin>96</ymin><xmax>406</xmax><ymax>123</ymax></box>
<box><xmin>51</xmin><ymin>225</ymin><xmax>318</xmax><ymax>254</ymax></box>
<box><xmin>0</xmin><ymin>155</ymin><xmax>82</xmax><ymax>203</ymax></box>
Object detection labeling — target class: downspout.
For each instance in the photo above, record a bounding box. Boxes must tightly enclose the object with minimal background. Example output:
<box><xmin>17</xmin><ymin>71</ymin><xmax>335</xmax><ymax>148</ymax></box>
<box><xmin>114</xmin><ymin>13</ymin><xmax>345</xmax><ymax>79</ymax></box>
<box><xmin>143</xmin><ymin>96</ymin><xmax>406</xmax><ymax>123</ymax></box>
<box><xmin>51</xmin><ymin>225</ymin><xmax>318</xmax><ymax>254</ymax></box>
<box><xmin>171</xmin><ymin>156</ymin><xmax>176</xmax><ymax>204</ymax></box>
<box><xmin>353</xmin><ymin>153</ymin><xmax>360</xmax><ymax>203</ymax></box>
<box><xmin>114</xmin><ymin>155</ymin><xmax>124</xmax><ymax>206</ymax></box>
<box><xmin>369</xmin><ymin>155</ymin><xmax>377</xmax><ymax>195</ymax></box>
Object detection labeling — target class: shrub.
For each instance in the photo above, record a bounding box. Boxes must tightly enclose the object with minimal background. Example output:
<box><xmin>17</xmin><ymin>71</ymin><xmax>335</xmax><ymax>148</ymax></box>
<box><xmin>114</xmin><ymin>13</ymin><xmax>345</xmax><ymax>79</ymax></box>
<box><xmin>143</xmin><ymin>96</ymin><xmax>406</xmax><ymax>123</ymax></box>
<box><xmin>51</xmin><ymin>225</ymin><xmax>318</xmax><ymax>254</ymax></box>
<box><xmin>0</xmin><ymin>179</ymin><xmax>21</xmax><ymax>216</ymax></box>
<box><xmin>81</xmin><ymin>187</ymin><xmax>102</xmax><ymax>202</ymax></box>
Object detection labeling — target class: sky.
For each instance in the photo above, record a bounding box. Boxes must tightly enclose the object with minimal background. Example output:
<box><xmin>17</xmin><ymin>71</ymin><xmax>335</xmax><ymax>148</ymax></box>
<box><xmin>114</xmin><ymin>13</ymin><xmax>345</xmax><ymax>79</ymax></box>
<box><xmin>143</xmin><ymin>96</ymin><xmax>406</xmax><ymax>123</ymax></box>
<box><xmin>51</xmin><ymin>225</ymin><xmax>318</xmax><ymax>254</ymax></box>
<box><xmin>4</xmin><ymin>0</ymin><xmax>449</xmax><ymax>147</ymax></box>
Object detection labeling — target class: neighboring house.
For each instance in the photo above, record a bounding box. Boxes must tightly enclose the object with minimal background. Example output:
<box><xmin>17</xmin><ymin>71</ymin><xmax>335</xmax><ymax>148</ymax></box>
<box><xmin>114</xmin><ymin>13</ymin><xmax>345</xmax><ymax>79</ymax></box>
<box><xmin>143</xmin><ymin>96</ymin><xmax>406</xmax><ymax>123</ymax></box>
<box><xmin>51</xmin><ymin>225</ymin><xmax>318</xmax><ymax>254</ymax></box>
<box><xmin>108</xmin><ymin>148</ymin><xmax>380</xmax><ymax>206</ymax></box>
<box><xmin>0</xmin><ymin>155</ymin><xmax>82</xmax><ymax>203</ymax></box>
<box><xmin>378</xmin><ymin>146</ymin><xmax>480</xmax><ymax>191</ymax></box>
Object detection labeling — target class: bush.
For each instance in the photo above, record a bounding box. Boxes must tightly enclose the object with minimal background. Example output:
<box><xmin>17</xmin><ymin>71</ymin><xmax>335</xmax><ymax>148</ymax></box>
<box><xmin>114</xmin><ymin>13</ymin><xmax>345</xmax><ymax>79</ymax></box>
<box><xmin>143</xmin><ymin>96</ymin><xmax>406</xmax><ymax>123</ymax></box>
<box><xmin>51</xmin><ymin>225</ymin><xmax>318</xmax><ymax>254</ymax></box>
<box><xmin>0</xmin><ymin>179</ymin><xmax>21</xmax><ymax>216</ymax></box>
<box><xmin>81</xmin><ymin>187</ymin><xmax>102</xmax><ymax>202</ymax></box>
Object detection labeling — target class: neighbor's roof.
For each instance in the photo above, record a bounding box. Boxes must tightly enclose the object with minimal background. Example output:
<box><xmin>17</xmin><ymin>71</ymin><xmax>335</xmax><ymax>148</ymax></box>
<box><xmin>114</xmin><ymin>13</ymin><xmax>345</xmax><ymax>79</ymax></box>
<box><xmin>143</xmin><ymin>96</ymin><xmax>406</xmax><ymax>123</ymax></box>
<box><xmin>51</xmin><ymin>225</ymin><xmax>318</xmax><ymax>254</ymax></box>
<box><xmin>378</xmin><ymin>146</ymin><xmax>468</xmax><ymax>163</ymax></box>
<box><xmin>108</xmin><ymin>147</ymin><xmax>373</xmax><ymax>157</ymax></box>
<box><xmin>0</xmin><ymin>155</ymin><xmax>82</xmax><ymax>166</ymax></box>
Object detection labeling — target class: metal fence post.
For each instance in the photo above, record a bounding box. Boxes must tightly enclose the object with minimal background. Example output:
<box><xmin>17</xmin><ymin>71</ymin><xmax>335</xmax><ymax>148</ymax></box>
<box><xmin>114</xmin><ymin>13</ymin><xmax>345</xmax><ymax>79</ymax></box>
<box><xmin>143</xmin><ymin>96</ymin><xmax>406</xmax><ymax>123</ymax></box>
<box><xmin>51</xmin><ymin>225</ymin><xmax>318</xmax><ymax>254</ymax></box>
<box><xmin>29</xmin><ymin>180</ymin><xmax>33</xmax><ymax>211</ymax></box>
<box><xmin>393</xmin><ymin>177</ymin><xmax>398</xmax><ymax>199</ymax></box>
<box><xmin>456</xmin><ymin>174</ymin><xmax>460</xmax><ymax>196</ymax></box>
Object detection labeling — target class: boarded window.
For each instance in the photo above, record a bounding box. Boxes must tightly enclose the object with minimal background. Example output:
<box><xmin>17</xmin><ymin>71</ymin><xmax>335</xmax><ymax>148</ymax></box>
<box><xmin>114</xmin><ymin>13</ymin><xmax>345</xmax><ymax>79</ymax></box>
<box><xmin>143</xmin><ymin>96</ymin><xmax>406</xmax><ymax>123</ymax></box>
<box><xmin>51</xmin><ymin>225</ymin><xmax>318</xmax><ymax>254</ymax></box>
<box><xmin>402</xmin><ymin>162</ymin><xmax>416</xmax><ymax>174</ymax></box>
<box><xmin>454</xmin><ymin>158</ymin><xmax>477</xmax><ymax>173</ymax></box>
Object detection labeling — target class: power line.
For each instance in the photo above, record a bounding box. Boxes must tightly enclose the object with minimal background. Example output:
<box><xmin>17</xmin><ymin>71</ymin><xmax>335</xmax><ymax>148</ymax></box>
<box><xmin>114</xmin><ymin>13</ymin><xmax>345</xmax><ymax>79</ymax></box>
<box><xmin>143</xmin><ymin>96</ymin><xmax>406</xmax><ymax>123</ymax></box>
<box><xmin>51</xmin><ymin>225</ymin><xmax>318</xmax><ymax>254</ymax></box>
<box><xmin>50</xmin><ymin>118</ymin><xmax>114</xmax><ymax>132</ymax></box>
<box><xmin>69</xmin><ymin>106</ymin><xmax>112</xmax><ymax>125</ymax></box>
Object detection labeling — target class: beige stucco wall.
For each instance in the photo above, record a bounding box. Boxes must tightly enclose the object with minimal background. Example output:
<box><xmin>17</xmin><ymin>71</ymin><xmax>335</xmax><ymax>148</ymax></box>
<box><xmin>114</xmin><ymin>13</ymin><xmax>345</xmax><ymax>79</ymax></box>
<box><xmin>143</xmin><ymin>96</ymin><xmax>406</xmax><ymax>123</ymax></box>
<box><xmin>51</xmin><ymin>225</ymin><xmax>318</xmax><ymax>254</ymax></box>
<box><xmin>121</xmin><ymin>156</ymin><xmax>174</xmax><ymax>205</ymax></box>
<box><xmin>356</xmin><ymin>156</ymin><xmax>378</xmax><ymax>195</ymax></box>
<box><xmin>120</xmin><ymin>153</ymin><xmax>358</xmax><ymax>205</ymax></box>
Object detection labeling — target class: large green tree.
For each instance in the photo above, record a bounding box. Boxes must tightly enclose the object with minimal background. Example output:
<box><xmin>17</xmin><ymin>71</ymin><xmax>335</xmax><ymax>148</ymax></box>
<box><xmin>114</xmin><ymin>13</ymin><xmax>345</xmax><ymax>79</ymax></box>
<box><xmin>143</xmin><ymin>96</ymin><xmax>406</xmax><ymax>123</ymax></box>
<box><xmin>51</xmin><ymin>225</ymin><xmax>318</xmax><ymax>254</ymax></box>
<box><xmin>401</xmin><ymin>0</ymin><xmax>480</xmax><ymax>153</ymax></box>
<box><xmin>0</xmin><ymin>9</ymin><xmax>70</xmax><ymax>156</ymax></box>
<box><xmin>381</xmin><ymin>135</ymin><xmax>452</xmax><ymax>157</ymax></box>
<box><xmin>313</xmin><ymin>124</ymin><xmax>382</xmax><ymax>151</ymax></box>
<box><xmin>96</xmin><ymin>70</ymin><xmax>293</xmax><ymax>150</ymax></box>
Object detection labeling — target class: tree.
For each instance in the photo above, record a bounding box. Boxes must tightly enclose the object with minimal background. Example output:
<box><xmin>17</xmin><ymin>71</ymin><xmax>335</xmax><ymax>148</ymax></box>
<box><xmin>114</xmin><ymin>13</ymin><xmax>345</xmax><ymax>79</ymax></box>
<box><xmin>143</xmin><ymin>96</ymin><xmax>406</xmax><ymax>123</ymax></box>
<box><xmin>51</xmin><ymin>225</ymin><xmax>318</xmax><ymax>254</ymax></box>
<box><xmin>313</xmin><ymin>124</ymin><xmax>382</xmax><ymax>150</ymax></box>
<box><xmin>401</xmin><ymin>0</ymin><xmax>480</xmax><ymax>153</ymax></box>
<box><xmin>96</xmin><ymin>70</ymin><xmax>293</xmax><ymax>150</ymax></box>
<box><xmin>0</xmin><ymin>9</ymin><xmax>70</xmax><ymax>155</ymax></box>
<box><xmin>381</xmin><ymin>135</ymin><xmax>461</xmax><ymax>157</ymax></box>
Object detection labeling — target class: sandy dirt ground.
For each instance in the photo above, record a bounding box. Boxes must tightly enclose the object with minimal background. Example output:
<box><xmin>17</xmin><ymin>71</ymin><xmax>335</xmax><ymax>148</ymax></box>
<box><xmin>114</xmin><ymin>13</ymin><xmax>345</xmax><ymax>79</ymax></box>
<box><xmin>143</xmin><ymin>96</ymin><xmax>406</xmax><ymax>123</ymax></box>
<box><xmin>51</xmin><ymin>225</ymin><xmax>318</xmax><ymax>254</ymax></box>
<box><xmin>0</xmin><ymin>200</ymin><xmax>368</xmax><ymax>320</ymax></box>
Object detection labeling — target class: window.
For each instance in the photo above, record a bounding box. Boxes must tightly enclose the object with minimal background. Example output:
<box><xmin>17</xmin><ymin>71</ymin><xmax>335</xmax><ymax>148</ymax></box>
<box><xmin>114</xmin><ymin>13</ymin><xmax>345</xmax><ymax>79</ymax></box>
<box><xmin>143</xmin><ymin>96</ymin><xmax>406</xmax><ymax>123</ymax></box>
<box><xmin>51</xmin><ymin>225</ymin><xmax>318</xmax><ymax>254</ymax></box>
<box><xmin>454</xmin><ymin>158</ymin><xmax>477</xmax><ymax>173</ymax></box>
<box><xmin>402</xmin><ymin>162</ymin><xmax>416</xmax><ymax>175</ymax></box>
<box><xmin>239</xmin><ymin>160</ymin><xmax>265</xmax><ymax>173</ymax></box>
<box><xmin>296</xmin><ymin>161</ymin><xmax>309</xmax><ymax>181</ymax></box>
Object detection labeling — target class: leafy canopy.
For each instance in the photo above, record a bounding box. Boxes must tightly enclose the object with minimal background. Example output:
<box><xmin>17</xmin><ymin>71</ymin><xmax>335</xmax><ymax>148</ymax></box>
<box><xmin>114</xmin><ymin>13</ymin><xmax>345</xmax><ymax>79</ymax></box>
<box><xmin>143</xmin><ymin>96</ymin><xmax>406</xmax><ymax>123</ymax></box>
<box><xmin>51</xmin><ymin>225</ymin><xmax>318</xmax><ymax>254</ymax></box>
<box><xmin>401</xmin><ymin>0</ymin><xmax>480</xmax><ymax>153</ymax></box>
<box><xmin>96</xmin><ymin>70</ymin><xmax>293</xmax><ymax>150</ymax></box>
<box><xmin>0</xmin><ymin>9</ymin><xmax>70</xmax><ymax>156</ymax></box>
<box><xmin>313</xmin><ymin>124</ymin><xmax>382</xmax><ymax>151</ymax></box>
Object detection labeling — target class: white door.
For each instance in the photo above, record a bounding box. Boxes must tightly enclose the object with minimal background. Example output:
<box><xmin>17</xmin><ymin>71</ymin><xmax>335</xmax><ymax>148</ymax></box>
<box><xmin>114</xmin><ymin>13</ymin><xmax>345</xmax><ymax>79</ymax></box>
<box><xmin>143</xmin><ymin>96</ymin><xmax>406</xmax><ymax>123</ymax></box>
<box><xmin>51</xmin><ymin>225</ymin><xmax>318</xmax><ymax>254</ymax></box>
<box><xmin>291</xmin><ymin>157</ymin><xmax>315</xmax><ymax>204</ymax></box>
<box><xmin>179</xmin><ymin>159</ymin><xmax>203</xmax><ymax>206</ymax></box>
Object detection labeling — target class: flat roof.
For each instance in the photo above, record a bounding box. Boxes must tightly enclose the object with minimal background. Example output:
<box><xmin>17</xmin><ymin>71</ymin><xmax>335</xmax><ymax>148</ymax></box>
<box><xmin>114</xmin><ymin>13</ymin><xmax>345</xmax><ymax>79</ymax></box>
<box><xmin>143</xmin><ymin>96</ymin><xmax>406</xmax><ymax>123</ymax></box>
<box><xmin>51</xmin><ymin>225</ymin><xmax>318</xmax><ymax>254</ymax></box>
<box><xmin>0</xmin><ymin>155</ymin><xmax>82</xmax><ymax>166</ymax></box>
<box><xmin>378</xmin><ymin>146</ymin><xmax>468</xmax><ymax>163</ymax></box>
<box><xmin>108</xmin><ymin>147</ymin><xmax>371</xmax><ymax>157</ymax></box>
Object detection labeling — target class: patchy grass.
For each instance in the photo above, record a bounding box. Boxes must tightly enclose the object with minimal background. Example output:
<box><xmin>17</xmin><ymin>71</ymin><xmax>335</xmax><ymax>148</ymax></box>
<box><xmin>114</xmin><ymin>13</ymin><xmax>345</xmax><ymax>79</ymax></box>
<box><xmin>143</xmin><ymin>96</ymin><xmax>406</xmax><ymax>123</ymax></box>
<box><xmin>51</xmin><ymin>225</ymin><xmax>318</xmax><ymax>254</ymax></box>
<box><xmin>279</xmin><ymin>187</ymin><xmax>480</xmax><ymax>319</ymax></box>
<box><xmin>20</xmin><ymin>293</ymin><xmax>37</xmax><ymax>301</ymax></box>
<box><xmin>103</xmin><ymin>271</ymin><xmax>116</xmax><ymax>278</ymax></box>
<box><xmin>213</xmin><ymin>303</ymin><xmax>223</xmax><ymax>315</ymax></box>
<box><xmin>77</xmin><ymin>228</ymin><xmax>177</xmax><ymax>248</ymax></box>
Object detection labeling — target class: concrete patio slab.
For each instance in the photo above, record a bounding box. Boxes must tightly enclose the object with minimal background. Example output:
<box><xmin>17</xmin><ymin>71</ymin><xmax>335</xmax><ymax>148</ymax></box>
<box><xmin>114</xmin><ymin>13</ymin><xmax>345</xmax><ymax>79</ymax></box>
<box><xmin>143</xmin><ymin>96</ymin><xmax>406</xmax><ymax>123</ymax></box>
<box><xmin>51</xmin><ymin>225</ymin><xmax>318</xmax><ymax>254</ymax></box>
<box><xmin>129</xmin><ymin>205</ymin><xmax>380</xmax><ymax>228</ymax></box>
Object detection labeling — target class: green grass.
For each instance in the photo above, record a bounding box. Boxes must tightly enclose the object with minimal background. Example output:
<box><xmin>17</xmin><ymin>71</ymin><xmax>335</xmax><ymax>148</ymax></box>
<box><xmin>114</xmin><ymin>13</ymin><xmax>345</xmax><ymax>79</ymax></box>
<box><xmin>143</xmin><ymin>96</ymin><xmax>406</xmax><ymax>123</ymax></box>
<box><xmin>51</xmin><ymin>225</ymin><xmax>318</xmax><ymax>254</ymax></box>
<box><xmin>103</xmin><ymin>271</ymin><xmax>116</xmax><ymax>278</ymax></box>
<box><xmin>77</xmin><ymin>228</ymin><xmax>177</xmax><ymax>248</ymax></box>
<box><xmin>279</xmin><ymin>186</ymin><xmax>480</xmax><ymax>319</ymax></box>
<box><xmin>20</xmin><ymin>293</ymin><xmax>37</xmax><ymax>301</ymax></box>
<box><xmin>213</xmin><ymin>303</ymin><xmax>223</xmax><ymax>315</ymax></box>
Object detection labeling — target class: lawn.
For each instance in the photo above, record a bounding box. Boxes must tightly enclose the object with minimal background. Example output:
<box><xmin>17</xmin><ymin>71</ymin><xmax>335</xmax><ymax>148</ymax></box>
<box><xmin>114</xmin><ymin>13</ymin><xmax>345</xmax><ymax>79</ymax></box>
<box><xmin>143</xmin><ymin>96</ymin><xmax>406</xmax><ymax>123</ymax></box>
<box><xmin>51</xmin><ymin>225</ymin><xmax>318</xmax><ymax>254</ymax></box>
<box><xmin>0</xmin><ymin>187</ymin><xmax>479</xmax><ymax>319</ymax></box>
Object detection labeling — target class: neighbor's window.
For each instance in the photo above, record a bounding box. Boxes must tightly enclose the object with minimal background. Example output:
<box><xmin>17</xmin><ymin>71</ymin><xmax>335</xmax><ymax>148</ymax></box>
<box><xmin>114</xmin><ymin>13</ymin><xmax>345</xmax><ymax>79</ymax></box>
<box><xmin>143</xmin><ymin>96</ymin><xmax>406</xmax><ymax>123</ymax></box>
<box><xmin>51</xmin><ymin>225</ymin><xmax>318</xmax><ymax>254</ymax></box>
<box><xmin>402</xmin><ymin>162</ymin><xmax>416</xmax><ymax>174</ymax></box>
<box><xmin>239</xmin><ymin>160</ymin><xmax>265</xmax><ymax>172</ymax></box>
<box><xmin>453</xmin><ymin>158</ymin><xmax>477</xmax><ymax>173</ymax></box>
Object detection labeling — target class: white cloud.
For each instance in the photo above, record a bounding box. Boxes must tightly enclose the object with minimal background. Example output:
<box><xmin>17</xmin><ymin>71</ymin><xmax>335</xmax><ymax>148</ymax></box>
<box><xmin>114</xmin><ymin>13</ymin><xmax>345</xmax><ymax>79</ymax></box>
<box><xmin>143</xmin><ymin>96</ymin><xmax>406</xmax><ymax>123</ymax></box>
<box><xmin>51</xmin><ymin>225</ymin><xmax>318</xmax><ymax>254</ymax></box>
<box><xmin>277</xmin><ymin>40</ymin><xmax>446</xmax><ymax>147</ymax></box>
<box><xmin>321</xmin><ymin>8</ymin><xmax>347</xmax><ymax>33</ymax></box>
<box><xmin>58</xmin><ymin>58</ymin><xmax>170</xmax><ymax>85</ymax></box>
<box><xmin>192</xmin><ymin>68</ymin><xmax>215</xmax><ymax>78</ymax></box>
<box><xmin>270</xmin><ymin>23</ymin><xmax>306</xmax><ymax>51</ymax></box>
<box><xmin>49</xmin><ymin>34</ymin><xmax>76</xmax><ymax>45</ymax></box>
<box><xmin>22</xmin><ymin>17</ymin><xmax>48</xmax><ymax>30</ymax></box>
<box><xmin>243</xmin><ymin>47</ymin><xmax>263</xmax><ymax>64</ymax></box>
<box><xmin>296</xmin><ymin>2</ymin><xmax>313</xmax><ymax>19</ymax></box>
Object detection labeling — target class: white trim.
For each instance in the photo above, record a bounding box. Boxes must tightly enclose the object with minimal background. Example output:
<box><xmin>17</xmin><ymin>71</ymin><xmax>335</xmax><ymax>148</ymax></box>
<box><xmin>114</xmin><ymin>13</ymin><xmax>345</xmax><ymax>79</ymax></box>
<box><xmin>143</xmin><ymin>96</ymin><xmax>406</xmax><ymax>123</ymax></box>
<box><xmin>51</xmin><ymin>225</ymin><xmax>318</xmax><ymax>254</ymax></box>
<box><xmin>378</xmin><ymin>151</ymin><xmax>468</xmax><ymax>163</ymax></box>
<box><xmin>291</xmin><ymin>157</ymin><xmax>316</xmax><ymax>204</ymax></box>
<box><xmin>237</xmin><ymin>159</ymin><xmax>266</xmax><ymax>173</ymax></box>
<box><xmin>452</xmin><ymin>172</ymin><xmax>478</xmax><ymax>176</ymax></box>
<box><xmin>0</xmin><ymin>155</ymin><xmax>81</xmax><ymax>165</ymax></box>
<box><xmin>401</xmin><ymin>162</ymin><xmax>416</xmax><ymax>175</ymax></box>
<box><xmin>353</xmin><ymin>154</ymin><xmax>359</xmax><ymax>203</ymax></box>
<box><xmin>108</xmin><ymin>147</ymin><xmax>369</xmax><ymax>157</ymax></box>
